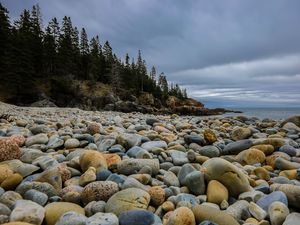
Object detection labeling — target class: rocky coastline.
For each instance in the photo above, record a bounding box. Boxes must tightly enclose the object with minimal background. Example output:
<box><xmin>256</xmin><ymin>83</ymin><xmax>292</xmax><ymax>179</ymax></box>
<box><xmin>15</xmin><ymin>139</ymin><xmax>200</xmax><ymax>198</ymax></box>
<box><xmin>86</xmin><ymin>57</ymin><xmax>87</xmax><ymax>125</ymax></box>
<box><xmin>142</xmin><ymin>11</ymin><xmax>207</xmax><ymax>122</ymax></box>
<box><xmin>0</xmin><ymin>102</ymin><xmax>299</xmax><ymax>225</ymax></box>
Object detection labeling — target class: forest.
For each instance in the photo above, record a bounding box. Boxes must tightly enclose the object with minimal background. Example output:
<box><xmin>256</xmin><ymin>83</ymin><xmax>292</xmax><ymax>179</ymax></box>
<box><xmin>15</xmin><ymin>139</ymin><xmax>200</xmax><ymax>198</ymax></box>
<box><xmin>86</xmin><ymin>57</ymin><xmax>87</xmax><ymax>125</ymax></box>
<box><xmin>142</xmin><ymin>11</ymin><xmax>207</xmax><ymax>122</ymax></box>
<box><xmin>0</xmin><ymin>3</ymin><xmax>188</xmax><ymax>107</ymax></box>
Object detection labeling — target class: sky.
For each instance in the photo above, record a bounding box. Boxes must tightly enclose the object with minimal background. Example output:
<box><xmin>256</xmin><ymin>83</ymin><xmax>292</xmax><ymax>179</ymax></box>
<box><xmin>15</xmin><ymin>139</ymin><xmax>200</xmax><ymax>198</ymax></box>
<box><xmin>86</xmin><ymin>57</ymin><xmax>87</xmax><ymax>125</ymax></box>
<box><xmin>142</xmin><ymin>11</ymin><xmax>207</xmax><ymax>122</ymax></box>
<box><xmin>2</xmin><ymin>0</ymin><xmax>300</xmax><ymax>108</ymax></box>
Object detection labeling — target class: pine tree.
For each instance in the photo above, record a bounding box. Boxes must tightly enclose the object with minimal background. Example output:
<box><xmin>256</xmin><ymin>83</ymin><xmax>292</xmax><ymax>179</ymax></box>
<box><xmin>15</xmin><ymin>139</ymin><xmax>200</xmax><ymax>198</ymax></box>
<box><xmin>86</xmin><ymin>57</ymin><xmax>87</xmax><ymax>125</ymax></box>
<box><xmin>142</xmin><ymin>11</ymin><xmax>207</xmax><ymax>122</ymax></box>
<box><xmin>30</xmin><ymin>4</ymin><xmax>44</xmax><ymax>77</ymax></box>
<box><xmin>0</xmin><ymin>3</ymin><xmax>12</xmax><ymax>81</ymax></box>
<box><xmin>102</xmin><ymin>41</ymin><xmax>113</xmax><ymax>62</ymax></box>
<box><xmin>89</xmin><ymin>35</ymin><xmax>101</xmax><ymax>81</ymax></box>
<box><xmin>111</xmin><ymin>61</ymin><xmax>122</xmax><ymax>91</ymax></box>
<box><xmin>150</xmin><ymin>66</ymin><xmax>156</xmax><ymax>81</ymax></box>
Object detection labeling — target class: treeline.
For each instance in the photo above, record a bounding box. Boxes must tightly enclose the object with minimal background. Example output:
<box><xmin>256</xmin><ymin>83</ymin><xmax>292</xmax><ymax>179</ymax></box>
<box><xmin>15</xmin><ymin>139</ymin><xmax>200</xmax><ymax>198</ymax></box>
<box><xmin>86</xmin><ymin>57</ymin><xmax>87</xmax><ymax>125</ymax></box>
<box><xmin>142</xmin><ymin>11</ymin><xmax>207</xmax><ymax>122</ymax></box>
<box><xmin>0</xmin><ymin>3</ymin><xmax>187</xmax><ymax>104</ymax></box>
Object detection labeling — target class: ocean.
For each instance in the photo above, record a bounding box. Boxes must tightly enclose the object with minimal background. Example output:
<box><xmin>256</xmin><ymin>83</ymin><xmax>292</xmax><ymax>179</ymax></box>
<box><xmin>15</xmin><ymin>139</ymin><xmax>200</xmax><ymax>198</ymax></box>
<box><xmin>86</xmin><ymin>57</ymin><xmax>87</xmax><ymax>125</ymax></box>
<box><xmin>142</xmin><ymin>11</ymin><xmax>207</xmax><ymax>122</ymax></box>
<box><xmin>223</xmin><ymin>108</ymin><xmax>300</xmax><ymax>120</ymax></box>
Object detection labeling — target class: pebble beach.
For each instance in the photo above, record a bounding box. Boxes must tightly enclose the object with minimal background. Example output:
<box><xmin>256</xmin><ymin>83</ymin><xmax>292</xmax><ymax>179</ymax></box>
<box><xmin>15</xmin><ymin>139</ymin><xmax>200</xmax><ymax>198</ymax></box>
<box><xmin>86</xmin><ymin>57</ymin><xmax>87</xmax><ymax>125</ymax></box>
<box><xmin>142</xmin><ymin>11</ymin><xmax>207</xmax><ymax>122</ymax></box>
<box><xmin>0</xmin><ymin>102</ymin><xmax>300</xmax><ymax>225</ymax></box>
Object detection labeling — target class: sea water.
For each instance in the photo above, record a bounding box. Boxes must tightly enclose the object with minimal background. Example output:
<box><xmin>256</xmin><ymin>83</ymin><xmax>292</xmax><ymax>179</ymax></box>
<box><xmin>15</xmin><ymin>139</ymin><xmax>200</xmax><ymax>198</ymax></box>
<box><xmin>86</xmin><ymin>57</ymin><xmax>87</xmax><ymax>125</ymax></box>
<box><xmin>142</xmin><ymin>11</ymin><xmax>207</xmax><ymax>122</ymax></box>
<box><xmin>224</xmin><ymin>108</ymin><xmax>300</xmax><ymax>120</ymax></box>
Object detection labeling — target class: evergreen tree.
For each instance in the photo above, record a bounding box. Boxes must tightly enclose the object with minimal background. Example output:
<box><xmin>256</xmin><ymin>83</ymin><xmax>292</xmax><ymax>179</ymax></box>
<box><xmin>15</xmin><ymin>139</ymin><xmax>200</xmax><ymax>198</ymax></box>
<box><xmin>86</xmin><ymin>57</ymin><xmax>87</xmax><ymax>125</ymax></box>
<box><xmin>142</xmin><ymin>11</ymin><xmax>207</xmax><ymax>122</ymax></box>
<box><xmin>0</xmin><ymin>3</ymin><xmax>12</xmax><ymax>81</ymax></box>
<box><xmin>79</xmin><ymin>28</ymin><xmax>89</xmax><ymax>79</ymax></box>
<box><xmin>89</xmin><ymin>35</ymin><xmax>101</xmax><ymax>81</ymax></box>
<box><xmin>150</xmin><ymin>66</ymin><xmax>156</xmax><ymax>81</ymax></box>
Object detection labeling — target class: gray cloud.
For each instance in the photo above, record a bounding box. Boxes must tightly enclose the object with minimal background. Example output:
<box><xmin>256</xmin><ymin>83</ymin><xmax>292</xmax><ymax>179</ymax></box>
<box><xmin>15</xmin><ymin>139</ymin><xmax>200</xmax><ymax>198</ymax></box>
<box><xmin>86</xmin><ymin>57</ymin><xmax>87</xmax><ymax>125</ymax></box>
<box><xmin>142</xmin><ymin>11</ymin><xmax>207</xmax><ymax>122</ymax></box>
<box><xmin>2</xmin><ymin>0</ymin><xmax>300</xmax><ymax>107</ymax></box>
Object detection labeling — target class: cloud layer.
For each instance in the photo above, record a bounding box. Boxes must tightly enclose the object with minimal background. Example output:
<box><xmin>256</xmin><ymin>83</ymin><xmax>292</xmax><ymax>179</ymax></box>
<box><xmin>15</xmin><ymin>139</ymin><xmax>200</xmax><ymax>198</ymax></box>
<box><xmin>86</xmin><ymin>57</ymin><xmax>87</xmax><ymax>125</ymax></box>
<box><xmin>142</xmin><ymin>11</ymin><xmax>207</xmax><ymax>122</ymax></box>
<box><xmin>3</xmin><ymin>0</ymin><xmax>300</xmax><ymax>107</ymax></box>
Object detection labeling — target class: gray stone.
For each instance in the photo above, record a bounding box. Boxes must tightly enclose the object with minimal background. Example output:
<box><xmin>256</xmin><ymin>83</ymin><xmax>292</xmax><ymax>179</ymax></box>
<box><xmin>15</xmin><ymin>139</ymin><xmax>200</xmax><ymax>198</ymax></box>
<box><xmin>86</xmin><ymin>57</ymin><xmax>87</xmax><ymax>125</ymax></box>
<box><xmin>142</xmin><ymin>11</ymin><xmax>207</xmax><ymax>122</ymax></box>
<box><xmin>256</xmin><ymin>191</ymin><xmax>288</xmax><ymax>211</ymax></box>
<box><xmin>117</xmin><ymin>158</ymin><xmax>159</xmax><ymax>175</ymax></box>
<box><xmin>24</xmin><ymin>189</ymin><xmax>48</xmax><ymax>206</ymax></box>
<box><xmin>141</xmin><ymin>141</ymin><xmax>167</xmax><ymax>150</ymax></box>
<box><xmin>10</xmin><ymin>199</ymin><xmax>45</xmax><ymax>225</ymax></box>
<box><xmin>55</xmin><ymin>211</ymin><xmax>87</xmax><ymax>225</ymax></box>
<box><xmin>119</xmin><ymin>210</ymin><xmax>155</xmax><ymax>225</ymax></box>
<box><xmin>222</xmin><ymin>139</ymin><xmax>253</xmax><ymax>155</ymax></box>
<box><xmin>198</xmin><ymin>145</ymin><xmax>220</xmax><ymax>158</ymax></box>
<box><xmin>25</xmin><ymin>133</ymin><xmax>49</xmax><ymax>147</ymax></box>
<box><xmin>163</xmin><ymin>171</ymin><xmax>180</xmax><ymax>187</ymax></box>
<box><xmin>283</xmin><ymin>212</ymin><xmax>300</xmax><ymax>225</ymax></box>
<box><xmin>185</xmin><ymin>171</ymin><xmax>206</xmax><ymax>195</ymax></box>
<box><xmin>87</xmin><ymin>212</ymin><xmax>118</xmax><ymax>225</ymax></box>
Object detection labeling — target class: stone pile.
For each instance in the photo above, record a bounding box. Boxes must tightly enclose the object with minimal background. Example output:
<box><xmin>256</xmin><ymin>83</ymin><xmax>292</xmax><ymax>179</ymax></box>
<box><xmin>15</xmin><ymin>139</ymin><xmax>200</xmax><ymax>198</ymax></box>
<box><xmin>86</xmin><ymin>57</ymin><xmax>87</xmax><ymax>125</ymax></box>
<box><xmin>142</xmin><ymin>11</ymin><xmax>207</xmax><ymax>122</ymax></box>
<box><xmin>0</xmin><ymin>103</ymin><xmax>299</xmax><ymax>225</ymax></box>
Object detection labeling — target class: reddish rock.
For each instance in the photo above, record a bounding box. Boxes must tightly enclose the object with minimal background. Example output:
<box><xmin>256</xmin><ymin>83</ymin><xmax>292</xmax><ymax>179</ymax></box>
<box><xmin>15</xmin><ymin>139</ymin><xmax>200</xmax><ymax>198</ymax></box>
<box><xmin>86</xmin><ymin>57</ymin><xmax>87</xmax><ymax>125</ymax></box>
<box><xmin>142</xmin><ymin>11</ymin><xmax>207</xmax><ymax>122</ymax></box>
<box><xmin>0</xmin><ymin>138</ymin><xmax>21</xmax><ymax>162</ymax></box>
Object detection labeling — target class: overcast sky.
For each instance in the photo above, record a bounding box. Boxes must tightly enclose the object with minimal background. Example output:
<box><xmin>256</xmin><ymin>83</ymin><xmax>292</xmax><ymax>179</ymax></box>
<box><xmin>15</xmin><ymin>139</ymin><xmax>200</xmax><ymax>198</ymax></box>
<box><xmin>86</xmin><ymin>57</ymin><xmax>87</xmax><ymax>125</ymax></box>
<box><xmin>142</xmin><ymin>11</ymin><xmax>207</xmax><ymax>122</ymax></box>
<box><xmin>2</xmin><ymin>0</ymin><xmax>300</xmax><ymax>107</ymax></box>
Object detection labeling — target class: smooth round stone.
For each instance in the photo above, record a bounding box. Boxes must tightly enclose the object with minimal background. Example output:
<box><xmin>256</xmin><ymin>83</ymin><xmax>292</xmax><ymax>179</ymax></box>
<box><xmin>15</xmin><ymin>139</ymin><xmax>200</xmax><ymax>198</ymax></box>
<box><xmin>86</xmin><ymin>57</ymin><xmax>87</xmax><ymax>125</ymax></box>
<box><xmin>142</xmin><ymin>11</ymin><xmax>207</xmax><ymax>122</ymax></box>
<box><xmin>203</xmin><ymin>129</ymin><xmax>217</xmax><ymax>144</ymax></box>
<box><xmin>222</xmin><ymin>139</ymin><xmax>253</xmax><ymax>155</ymax></box>
<box><xmin>146</xmin><ymin>118</ymin><xmax>160</xmax><ymax>126</ymax></box>
<box><xmin>0</xmin><ymin>165</ymin><xmax>14</xmax><ymax>183</ymax></box>
<box><xmin>117</xmin><ymin>158</ymin><xmax>159</xmax><ymax>175</ymax></box>
<box><xmin>79</xmin><ymin>150</ymin><xmax>107</xmax><ymax>172</ymax></box>
<box><xmin>79</xmin><ymin>167</ymin><xmax>96</xmax><ymax>186</ymax></box>
<box><xmin>0</xmin><ymin>191</ymin><xmax>22</xmax><ymax>209</ymax></box>
<box><xmin>282</xmin><ymin>212</ymin><xmax>300</xmax><ymax>225</ymax></box>
<box><xmin>203</xmin><ymin>158</ymin><xmax>251</xmax><ymax>197</ymax></box>
<box><xmin>236</xmin><ymin>148</ymin><xmax>266</xmax><ymax>165</ymax></box>
<box><xmin>0</xmin><ymin>139</ymin><xmax>21</xmax><ymax>162</ymax></box>
<box><xmin>1</xmin><ymin>173</ymin><xmax>23</xmax><ymax>190</ymax></box>
<box><xmin>169</xmin><ymin>193</ymin><xmax>199</xmax><ymax>207</ymax></box>
<box><xmin>24</xmin><ymin>190</ymin><xmax>48</xmax><ymax>206</ymax></box>
<box><xmin>126</xmin><ymin>146</ymin><xmax>145</xmax><ymax>158</ymax></box>
<box><xmin>268</xmin><ymin>201</ymin><xmax>289</xmax><ymax>225</ymax></box>
<box><xmin>10</xmin><ymin>200</ymin><xmax>45</xmax><ymax>225</ymax></box>
<box><xmin>119</xmin><ymin>210</ymin><xmax>155</xmax><ymax>225</ymax></box>
<box><xmin>270</xmin><ymin>183</ymin><xmax>300</xmax><ymax>209</ymax></box>
<box><xmin>121</xmin><ymin>177</ymin><xmax>148</xmax><ymax>191</ymax></box>
<box><xmin>35</xmin><ymin>167</ymin><xmax>62</xmax><ymax>191</ymax></box>
<box><xmin>44</xmin><ymin>202</ymin><xmax>85</xmax><ymax>225</ymax></box>
<box><xmin>251</xmin><ymin>145</ymin><xmax>274</xmax><ymax>155</ymax></box>
<box><xmin>86</xmin><ymin>212</ymin><xmax>118</xmax><ymax>225</ymax></box>
<box><xmin>279</xmin><ymin>145</ymin><xmax>297</xmax><ymax>157</ymax></box>
<box><xmin>98</xmin><ymin>138</ymin><xmax>116</xmax><ymax>151</ymax></box>
<box><xmin>163</xmin><ymin>171</ymin><xmax>180</xmax><ymax>187</ymax></box>
<box><xmin>192</xmin><ymin>205</ymin><xmax>239</xmax><ymax>225</ymax></box>
<box><xmin>207</xmin><ymin>180</ymin><xmax>228</xmax><ymax>205</ymax></box>
<box><xmin>96</xmin><ymin>169</ymin><xmax>112</xmax><ymax>181</ymax></box>
<box><xmin>225</xmin><ymin>200</ymin><xmax>250</xmax><ymax>221</ymax></box>
<box><xmin>2</xmin><ymin>160</ymin><xmax>40</xmax><ymax>177</ymax></box>
<box><xmin>105</xmin><ymin>188</ymin><xmax>150</xmax><ymax>216</ymax></box>
<box><xmin>25</xmin><ymin>134</ymin><xmax>48</xmax><ymax>147</ymax></box>
<box><xmin>199</xmin><ymin>146</ymin><xmax>220</xmax><ymax>158</ymax></box>
<box><xmin>141</xmin><ymin>141</ymin><xmax>167</xmax><ymax>150</ymax></box>
<box><xmin>106</xmin><ymin>174</ymin><xmax>125</xmax><ymax>185</ymax></box>
<box><xmin>256</xmin><ymin>191</ymin><xmax>288</xmax><ymax>211</ymax></box>
<box><xmin>16</xmin><ymin>181</ymin><xmax>58</xmax><ymax>198</ymax></box>
<box><xmin>46</xmin><ymin>137</ymin><xmax>64</xmax><ymax>149</ymax></box>
<box><xmin>64</xmin><ymin>138</ymin><xmax>80</xmax><ymax>149</ymax></box>
<box><xmin>148</xmin><ymin>186</ymin><xmax>165</xmax><ymax>206</ymax></box>
<box><xmin>274</xmin><ymin>157</ymin><xmax>300</xmax><ymax>170</ymax></box>
<box><xmin>0</xmin><ymin>202</ymin><xmax>11</xmax><ymax>215</ymax></box>
<box><xmin>186</xmin><ymin>171</ymin><xmax>206</xmax><ymax>195</ymax></box>
<box><xmin>55</xmin><ymin>211</ymin><xmax>87</xmax><ymax>225</ymax></box>
<box><xmin>82</xmin><ymin>181</ymin><xmax>119</xmax><ymax>205</ymax></box>
<box><xmin>249</xmin><ymin>202</ymin><xmax>267</xmax><ymax>221</ymax></box>
<box><xmin>184</xmin><ymin>135</ymin><xmax>205</xmax><ymax>146</ymax></box>
<box><xmin>167</xmin><ymin>150</ymin><xmax>189</xmax><ymax>166</ymax></box>
<box><xmin>32</xmin><ymin>156</ymin><xmax>58</xmax><ymax>170</ymax></box>
<box><xmin>30</xmin><ymin>125</ymin><xmax>48</xmax><ymax>135</ymax></box>
<box><xmin>178</xmin><ymin>164</ymin><xmax>196</xmax><ymax>186</ymax></box>
<box><xmin>87</xmin><ymin>123</ymin><xmax>101</xmax><ymax>135</ymax></box>
<box><xmin>231</xmin><ymin>127</ymin><xmax>252</xmax><ymax>141</ymax></box>
<box><xmin>165</xmin><ymin>207</ymin><xmax>195</xmax><ymax>225</ymax></box>
<box><xmin>84</xmin><ymin>201</ymin><xmax>106</xmax><ymax>217</ymax></box>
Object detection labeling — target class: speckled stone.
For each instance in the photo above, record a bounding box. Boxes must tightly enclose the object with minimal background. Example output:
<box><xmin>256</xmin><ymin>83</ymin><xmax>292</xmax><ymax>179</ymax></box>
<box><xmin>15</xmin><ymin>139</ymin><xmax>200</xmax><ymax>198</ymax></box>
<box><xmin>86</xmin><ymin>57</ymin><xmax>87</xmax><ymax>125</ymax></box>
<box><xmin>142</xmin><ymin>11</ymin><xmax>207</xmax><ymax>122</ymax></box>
<box><xmin>81</xmin><ymin>181</ymin><xmax>119</xmax><ymax>205</ymax></box>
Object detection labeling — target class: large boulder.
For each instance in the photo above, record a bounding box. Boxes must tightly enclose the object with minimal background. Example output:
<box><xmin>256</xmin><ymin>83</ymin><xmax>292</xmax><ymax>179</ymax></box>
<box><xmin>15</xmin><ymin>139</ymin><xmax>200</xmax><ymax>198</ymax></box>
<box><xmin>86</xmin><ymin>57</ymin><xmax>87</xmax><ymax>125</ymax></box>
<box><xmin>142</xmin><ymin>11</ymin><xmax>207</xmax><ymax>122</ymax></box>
<box><xmin>203</xmin><ymin>158</ymin><xmax>251</xmax><ymax>197</ymax></box>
